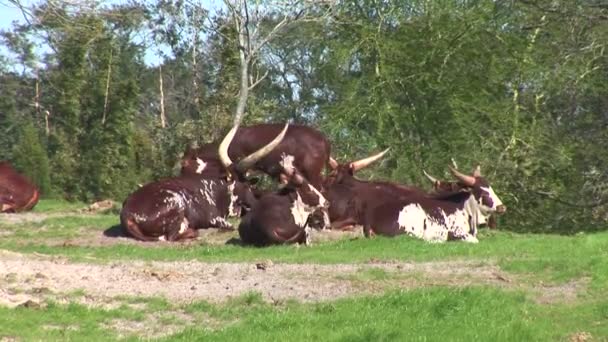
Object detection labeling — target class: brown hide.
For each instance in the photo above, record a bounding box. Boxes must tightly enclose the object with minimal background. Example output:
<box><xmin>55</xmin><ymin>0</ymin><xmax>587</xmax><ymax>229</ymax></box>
<box><xmin>0</xmin><ymin>161</ymin><xmax>39</xmax><ymax>213</ymax></box>
<box><xmin>181</xmin><ymin>124</ymin><xmax>331</xmax><ymax>190</ymax></box>
<box><xmin>238</xmin><ymin>166</ymin><xmax>329</xmax><ymax>246</ymax></box>
<box><xmin>323</xmin><ymin>161</ymin><xmax>426</xmax><ymax>230</ymax></box>
<box><xmin>120</xmin><ymin>175</ymin><xmax>255</xmax><ymax>242</ymax></box>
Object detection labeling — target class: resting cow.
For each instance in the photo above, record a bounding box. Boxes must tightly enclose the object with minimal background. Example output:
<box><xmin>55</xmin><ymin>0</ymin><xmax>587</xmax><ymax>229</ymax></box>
<box><xmin>0</xmin><ymin>161</ymin><xmax>39</xmax><ymax>213</ymax></box>
<box><xmin>120</xmin><ymin>124</ymin><xmax>288</xmax><ymax>242</ymax></box>
<box><xmin>238</xmin><ymin>155</ymin><xmax>330</xmax><ymax>246</ymax></box>
<box><xmin>323</xmin><ymin>149</ymin><xmax>425</xmax><ymax>230</ymax></box>
<box><xmin>362</xmin><ymin>165</ymin><xmax>506</xmax><ymax>243</ymax></box>
<box><xmin>181</xmin><ymin>123</ymin><xmax>332</xmax><ymax>190</ymax></box>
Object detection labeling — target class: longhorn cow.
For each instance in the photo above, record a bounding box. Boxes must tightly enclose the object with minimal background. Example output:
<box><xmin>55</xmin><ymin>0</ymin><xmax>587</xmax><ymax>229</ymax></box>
<box><xmin>323</xmin><ymin>149</ymin><xmax>426</xmax><ymax>230</ymax></box>
<box><xmin>238</xmin><ymin>155</ymin><xmax>330</xmax><ymax>246</ymax></box>
<box><xmin>362</xmin><ymin>165</ymin><xmax>506</xmax><ymax>243</ymax></box>
<box><xmin>0</xmin><ymin>161</ymin><xmax>40</xmax><ymax>213</ymax></box>
<box><xmin>181</xmin><ymin>123</ymin><xmax>331</xmax><ymax>190</ymax></box>
<box><xmin>120</xmin><ymin>124</ymin><xmax>289</xmax><ymax>242</ymax></box>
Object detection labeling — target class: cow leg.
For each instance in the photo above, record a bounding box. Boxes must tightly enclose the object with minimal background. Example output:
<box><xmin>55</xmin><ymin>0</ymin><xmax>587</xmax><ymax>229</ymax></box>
<box><xmin>166</xmin><ymin>217</ymin><xmax>193</xmax><ymax>241</ymax></box>
<box><xmin>330</xmin><ymin>218</ymin><xmax>358</xmax><ymax>231</ymax></box>
<box><xmin>363</xmin><ymin>225</ymin><xmax>376</xmax><ymax>238</ymax></box>
<box><xmin>210</xmin><ymin>217</ymin><xmax>234</xmax><ymax>231</ymax></box>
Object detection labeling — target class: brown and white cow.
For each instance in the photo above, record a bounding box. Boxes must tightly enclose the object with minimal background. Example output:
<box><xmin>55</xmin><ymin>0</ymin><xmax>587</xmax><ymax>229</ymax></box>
<box><xmin>422</xmin><ymin>166</ymin><xmax>503</xmax><ymax>228</ymax></box>
<box><xmin>322</xmin><ymin>149</ymin><xmax>426</xmax><ymax>230</ymax></box>
<box><xmin>362</xmin><ymin>166</ymin><xmax>506</xmax><ymax>243</ymax></box>
<box><xmin>0</xmin><ymin>161</ymin><xmax>40</xmax><ymax>213</ymax></box>
<box><xmin>181</xmin><ymin>123</ymin><xmax>331</xmax><ymax>190</ymax></box>
<box><xmin>120</xmin><ymin>124</ymin><xmax>289</xmax><ymax>242</ymax></box>
<box><xmin>238</xmin><ymin>155</ymin><xmax>330</xmax><ymax>246</ymax></box>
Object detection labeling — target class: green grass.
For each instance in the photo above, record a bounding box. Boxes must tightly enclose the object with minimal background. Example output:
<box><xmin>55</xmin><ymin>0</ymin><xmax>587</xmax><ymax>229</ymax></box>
<box><xmin>1</xmin><ymin>204</ymin><xmax>608</xmax><ymax>340</ymax></box>
<box><xmin>31</xmin><ymin>199</ymin><xmax>88</xmax><ymax>213</ymax></box>
<box><xmin>1</xmin><ymin>288</ymin><xmax>606</xmax><ymax>341</ymax></box>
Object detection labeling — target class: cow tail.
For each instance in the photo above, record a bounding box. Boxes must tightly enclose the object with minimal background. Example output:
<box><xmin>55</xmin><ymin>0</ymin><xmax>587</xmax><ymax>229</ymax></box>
<box><xmin>22</xmin><ymin>189</ymin><xmax>40</xmax><ymax>211</ymax></box>
<box><xmin>123</xmin><ymin>217</ymin><xmax>159</xmax><ymax>242</ymax></box>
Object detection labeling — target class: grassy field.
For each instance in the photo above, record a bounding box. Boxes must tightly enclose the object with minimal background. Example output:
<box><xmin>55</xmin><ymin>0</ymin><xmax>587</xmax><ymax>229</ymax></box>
<box><xmin>0</xmin><ymin>199</ymin><xmax>607</xmax><ymax>341</ymax></box>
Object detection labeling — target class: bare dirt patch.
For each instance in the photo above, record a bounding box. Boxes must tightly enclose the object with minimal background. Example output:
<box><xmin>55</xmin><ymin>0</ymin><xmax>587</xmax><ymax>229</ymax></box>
<box><xmin>0</xmin><ymin>249</ymin><xmax>578</xmax><ymax>309</ymax></box>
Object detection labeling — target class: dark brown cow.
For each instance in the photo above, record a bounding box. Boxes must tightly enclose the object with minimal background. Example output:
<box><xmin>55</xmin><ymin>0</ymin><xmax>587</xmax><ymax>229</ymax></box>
<box><xmin>238</xmin><ymin>156</ymin><xmax>330</xmax><ymax>246</ymax></box>
<box><xmin>323</xmin><ymin>149</ymin><xmax>426</xmax><ymax>230</ymax></box>
<box><xmin>0</xmin><ymin>161</ymin><xmax>40</xmax><ymax>213</ymax></box>
<box><xmin>181</xmin><ymin>123</ymin><xmax>331</xmax><ymax>190</ymax></box>
<box><xmin>120</xmin><ymin>124</ymin><xmax>288</xmax><ymax>242</ymax></box>
<box><xmin>362</xmin><ymin>166</ymin><xmax>506</xmax><ymax>243</ymax></box>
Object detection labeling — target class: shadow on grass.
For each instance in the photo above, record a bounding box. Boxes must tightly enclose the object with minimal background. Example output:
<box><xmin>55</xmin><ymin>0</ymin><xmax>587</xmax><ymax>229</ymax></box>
<box><xmin>103</xmin><ymin>224</ymin><xmax>127</xmax><ymax>238</ymax></box>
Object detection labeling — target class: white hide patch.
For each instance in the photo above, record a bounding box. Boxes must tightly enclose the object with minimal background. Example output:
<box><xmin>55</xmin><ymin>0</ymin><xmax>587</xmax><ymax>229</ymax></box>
<box><xmin>306</xmin><ymin>184</ymin><xmax>331</xmax><ymax>229</ymax></box>
<box><xmin>210</xmin><ymin>216</ymin><xmax>231</xmax><ymax>228</ymax></box>
<box><xmin>227</xmin><ymin>182</ymin><xmax>239</xmax><ymax>217</ymax></box>
<box><xmin>480</xmin><ymin>186</ymin><xmax>503</xmax><ymax>211</ymax></box>
<box><xmin>280</xmin><ymin>153</ymin><xmax>295</xmax><ymax>170</ymax></box>
<box><xmin>158</xmin><ymin>235</ymin><xmax>167</xmax><ymax>241</ymax></box>
<box><xmin>162</xmin><ymin>189</ymin><xmax>186</xmax><ymax>209</ymax></box>
<box><xmin>198</xmin><ymin>180</ymin><xmax>217</xmax><ymax>207</ymax></box>
<box><xmin>179</xmin><ymin>217</ymin><xmax>189</xmax><ymax>235</ymax></box>
<box><xmin>397</xmin><ymin>196</ymin><xmax>478</xmax><ymax>243</ymax></box>
<box><xmin>290</xmin><ymin>192</ymin><xmax>314</xmax><ymax>227</ymax></box>
<box><xmin>195</xmin><ymin>158</ymin><xmax>207</xmax><ymax>174</ymax></box>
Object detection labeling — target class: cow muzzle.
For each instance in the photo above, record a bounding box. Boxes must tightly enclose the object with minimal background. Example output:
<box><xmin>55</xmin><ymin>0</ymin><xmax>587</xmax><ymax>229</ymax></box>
<box><xmin>496</xmin><ymin>205</ymin><xmax>506</xmax><ymax>214</ymax></box>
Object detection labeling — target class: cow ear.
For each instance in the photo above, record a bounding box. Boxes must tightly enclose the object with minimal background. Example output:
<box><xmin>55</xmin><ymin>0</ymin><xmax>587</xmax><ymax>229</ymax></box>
<box><xmin>472</xmin><ymin>165</ymin><xmax>481</xmax><ymax>177</ymax></box>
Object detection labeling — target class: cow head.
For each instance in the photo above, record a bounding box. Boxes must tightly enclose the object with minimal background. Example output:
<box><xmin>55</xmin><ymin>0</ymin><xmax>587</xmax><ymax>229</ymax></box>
<box><xmin>280</xmin><ymin>154</ymin><xmax>330</xmax><ymax>229</ymax></box>
<box><xmin>325</xmin><ymin>148</ymin><xmax>390</xmax><ymax>187</ymax></box>
<box><xmin>425</xmin><ymin>165</ymin><xmax>506</xmax><ymax>225</ymax></box>
<box><xmin>219</xmin><ymin>123</ymin><xmax>289</xmax><ymax>215</ymax></box>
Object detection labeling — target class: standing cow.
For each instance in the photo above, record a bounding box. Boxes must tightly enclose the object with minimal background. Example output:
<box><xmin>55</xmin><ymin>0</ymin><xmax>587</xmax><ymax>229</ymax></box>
<box><xmin>238</xmin><ymin>155</ymin><xmax>330</xmax><ymax>246</ymax></box>
<box><xmin>181</xmin><ymin>123</ymin><xmax>332</xmax><ymax>190</ymax></box>
<box><xmin>362</xmin><ymin>165</ymin><xmax>506</xmax><ymax>243</ymax></box>
<box><xmin>120</xmin><ymin>124</ymin><xmax>288</xmax><ymax>242</ymax></box>
<box><xmin>0</xmin><ymin>162</ymin><xmax>40</xmax><ymax>213</ymax></box>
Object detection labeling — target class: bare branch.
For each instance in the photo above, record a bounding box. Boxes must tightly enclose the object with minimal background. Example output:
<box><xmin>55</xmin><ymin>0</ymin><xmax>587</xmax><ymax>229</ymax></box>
<box><xmin>249</xmin><ymin>69</ymin><xmax>269</xmax><ymax>90</ymax></box>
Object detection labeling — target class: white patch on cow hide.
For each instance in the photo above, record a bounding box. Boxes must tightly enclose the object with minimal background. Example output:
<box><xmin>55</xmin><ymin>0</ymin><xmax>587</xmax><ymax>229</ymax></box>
<box><xmin>397</xmin><ymin>196</ymin><xmax>479</xmax><ymax>243</ymax></box>
<box><xmin>279</xmin><ymin>153</ymin><xmax>295</xmax><ymax>170</ymax></box>
<box><xmin>227</xmin><ymin>181</ymin><xmax>240</xmax><ymax>217</ymax></box>
<box><xmin>290</xmin><ymin>192</ymin><xmax>315</xmax><ymax>227</ymax></box>
<box><xmin>130</xmin><ymin>213</ymin><xmax>146</xmax><ymax>223</ymax></box>
<box><xmin>162</xmin><ymin>189</ymin><xmax>186</xmax><ymax>209</ymax></box>
<box><xmin>198</xmin><ymin>180</ymin><xmax>217</xmax><ymax>207</ymax></box>
<box><xmin>480</xmin><ymin>186</ymin><xmax>503</xmax><ymax>211</ymax></box>
<box><xmin>158</xmin><ymin>235</ymin><xmax>167</xmax><ymax>241</ymax></box>
<box><xmin>196</xmin><ymin>158</ymin><xmax>207</xmax><ymax>174</ymax></box>
<box><xmin>210</xmin><ymin>216</ymin><xmax>230</xmax><ymax>228</ymax></box>
<box><xmin>179</xmin><ymin>217</ymin><xmax>189</xmax><ymax>234</ymax></box>
<box><xmin>304</xmin><ymin>226</ymin><xmax>312</xmax><ymax>246</ymax></box>
<box><xmin>306</xmin><ymin>184</ymin><xmax>331</xmax><ymax>229</ymax></box>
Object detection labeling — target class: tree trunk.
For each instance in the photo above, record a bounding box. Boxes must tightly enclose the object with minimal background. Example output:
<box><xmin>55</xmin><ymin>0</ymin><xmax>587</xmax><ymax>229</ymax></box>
<box><xmin>159</xmin><ymin>64</ymin><xmax>167</xmax><ymax>128</ymax></box>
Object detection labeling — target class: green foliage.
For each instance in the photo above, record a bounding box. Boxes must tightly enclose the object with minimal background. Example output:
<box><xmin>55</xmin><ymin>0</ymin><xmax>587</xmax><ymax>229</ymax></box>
<box><xmin>12</xmin><ymin>121</ymin><xmax>51</xmax><ymax>196</ymax></box>
<box><xmin>0</xmin><ymin>0</ymin><xmax>606</xmax><ymax>230</ymax></box>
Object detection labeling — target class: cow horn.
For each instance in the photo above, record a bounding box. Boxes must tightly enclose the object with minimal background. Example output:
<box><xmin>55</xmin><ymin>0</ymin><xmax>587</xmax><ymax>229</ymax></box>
<box><xmin>236</xmin><ymin>123</ymin><xmax>289</xmax><ymax>172</ymax></box>
<box><xmin>350</xmin><ymin>148</ymin><xmax>390</xmax><ymax>172</ymax></box>
<box><xmin>449</xmin><ymin>165</ymin><xmax>476</xmax><ymax>187</ymax></box>
<box><xmin>422</xmin><ymin>170</ymin><xmax>439</xmax><ymax>184</ymax></box>
<box><xmin>328</xmin><ymin>157</ymin><xmax>339</xmax><ymax>170</ymax></box>
<box><xmin>472</xmin><ymin>165</ymin><xmax>481</xmax><ymax>177</ymax></box>
<box><xmin>218</xmin><ymin>125</ymin><xmax>239</xmax><ymax>167</ymax></box>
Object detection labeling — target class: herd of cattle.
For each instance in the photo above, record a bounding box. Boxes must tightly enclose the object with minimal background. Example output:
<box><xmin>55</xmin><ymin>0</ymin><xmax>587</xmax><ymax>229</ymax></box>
<box><xmin>0</xmin><ymin>123</ymin><xmax>506</xmax><ymax>245</ymax></box>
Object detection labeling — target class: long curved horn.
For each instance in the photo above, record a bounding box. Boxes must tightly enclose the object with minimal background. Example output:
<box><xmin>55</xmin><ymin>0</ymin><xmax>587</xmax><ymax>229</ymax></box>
<box><xmin>218</xmin><ymin>125</ymin><xmax>239</xmax><ymax>167</ymax></box>
<box><xmin>449</xmin><ymin>165</ymin><xmax>476</xmax><ymax>187</ymax></box>
<box><xmin>236</xmin><ymin>123</ymin><xmax>289</xmax><ymax>172</ymax></box>
<box><xmin>350</xmin><ymin>148</ymin><xmax>390</xmax><ymax>172</ymax></box>
<box><xmin>328</xmin><ymin>157</ymin><xmax>339</xmax><ymax>170</ymax></box>
<box><xmin>422</xmin><ymin>170</ymin><xmax>439</xmax><ymax>184</ymax></box>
